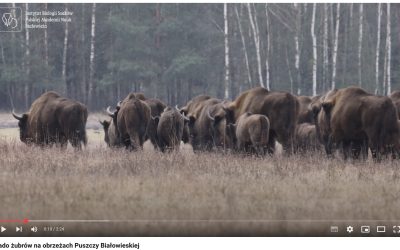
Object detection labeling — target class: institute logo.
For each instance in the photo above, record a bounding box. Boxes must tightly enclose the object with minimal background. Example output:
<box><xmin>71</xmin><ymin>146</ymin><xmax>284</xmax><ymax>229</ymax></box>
<box><xmin>0</xmin><ymin>7</ymin><xmax>22</xmax><ymax>32</ymax></box>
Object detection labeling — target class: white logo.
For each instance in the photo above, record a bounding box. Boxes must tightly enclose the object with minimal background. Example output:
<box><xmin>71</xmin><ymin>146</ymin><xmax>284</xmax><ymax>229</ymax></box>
<box><xmin>2</xmin><ymin>12</ymin><xmax>17</xmax><ymax>29</ymax></box>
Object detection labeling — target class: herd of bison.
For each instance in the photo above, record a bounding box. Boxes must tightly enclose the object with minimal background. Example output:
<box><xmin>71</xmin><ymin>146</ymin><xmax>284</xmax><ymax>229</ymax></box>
<box><xmin>9</xmin><ymin>86</ymin><xmax>400</xmax><ymax>161</ymax></box>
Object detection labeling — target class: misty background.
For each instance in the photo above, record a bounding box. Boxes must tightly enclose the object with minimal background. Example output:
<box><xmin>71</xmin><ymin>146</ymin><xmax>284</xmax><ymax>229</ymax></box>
<box><xmin>0</xmin><ymin>3</ymin><xmax>398</xmax><ymax>111</ymax></box>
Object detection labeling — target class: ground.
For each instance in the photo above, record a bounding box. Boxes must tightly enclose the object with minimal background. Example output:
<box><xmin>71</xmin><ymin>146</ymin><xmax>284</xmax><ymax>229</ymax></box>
<box><xmin>0</xmin><ymin>113</ymin><xmax>399</xmax><ymax>236</ymax></box>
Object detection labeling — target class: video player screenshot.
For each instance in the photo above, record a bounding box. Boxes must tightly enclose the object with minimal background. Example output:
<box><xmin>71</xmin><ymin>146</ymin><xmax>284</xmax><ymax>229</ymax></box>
<box><xmin>0</xmin><ymin>2</ymin><xmax>398</xmax><ymax>246</ymax></box>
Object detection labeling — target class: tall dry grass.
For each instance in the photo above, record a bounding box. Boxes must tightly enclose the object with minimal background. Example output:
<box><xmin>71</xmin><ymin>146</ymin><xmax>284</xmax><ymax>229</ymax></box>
<box><xmin>0</xmin><ymin>130</ymin><xmax>399</xmax><ymax>236</ymax></box>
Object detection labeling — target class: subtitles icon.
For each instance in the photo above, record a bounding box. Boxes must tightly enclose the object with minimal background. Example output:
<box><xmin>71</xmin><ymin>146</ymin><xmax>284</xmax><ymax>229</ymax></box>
<box><xmin>330</xmin><ymin>226</ymin><xmax>338</xmax><ymax>233</ymax></box>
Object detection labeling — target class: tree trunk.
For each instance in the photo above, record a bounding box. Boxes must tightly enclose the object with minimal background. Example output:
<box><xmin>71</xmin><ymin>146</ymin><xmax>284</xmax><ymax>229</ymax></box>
<box><xmin>88</xmin><ymin>3</ymin><xmax>96</xmax><ymax>108</ymax></box>
<box><xmin>385</xmin><ymin>3</ymin><xmax>391</xmax><ymax>95</ymax></box>
<box><xmin>294</xmin><ymin>3</ymin><xmax>302</xmax><ymax>95</ymax></box>
<box><xmin>62</xmin><ymin>4</ymin><xmax>69</xmax><ymax>96</ymax></box>
<box><xmin>234</xmin><ymin>5</ymin><xmax>252</xmax><ymax>87</ymax></box>
<box><xmin>323</xmin><ymin>4</ymin><xmax>329</xmax><ymax>92</ymax></box>
<box><xmin>358</xmin><ymin>4</ymin><xmax>363</xmax><ymax>87</ymax></box>
<box><xmin>44</xmin><ymin>3</ymin><xmax>49</xmax><ymax>89</ymax></box>
<box><xmin>25</xmin><ymin>3</ymin><xmax>31</xmax><ymax>108</ymax></box>
<box><xmin>81</xmin><ymin>4</ymin><xmax>87</xmax><ymax>103</ymax></box>
<box><xmin>375</xmin><ymin>3</ymin><xmax>382</xmax><ymax>94</ymax></box>
<box><xmin>331</xmin><ymin>4</ymin><xmax>340</xmax><ymax>90</ymax></box>
<box><xmin>265</xmin><ymin>3</ymin><xmax>271</xmax><ymax>90</ymax></box>
<box><xmin>223</xmin><ymin>3</ymin><xmax>230</xmax><ymax>99</ymax></box>
<box><xmin>247</xmin><ymin>3</ymin><xmax>264</xmax><ymax>87</ymax></box>
<box><xmin>311</xmin><ymin>3</ymin><xmax>317</xmax><ymax>96</ymax></box>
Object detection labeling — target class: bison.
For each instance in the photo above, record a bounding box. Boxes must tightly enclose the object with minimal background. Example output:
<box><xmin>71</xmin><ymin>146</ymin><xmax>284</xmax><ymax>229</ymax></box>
<box><xmin>143</xmin><ymin>98</ymin><xmax>167</xmax><ymax>149</ymax></box>
<box><xmin>12</xmin><ymin>91</ymin><xmax>88</xmax><ymax>149</ymax></box>
<box><xmin>156</xmin><ymin>106</ymin><xmax>188</xmax><ymax>152</ymax></box>
<box><xmin>224</xmin><ymin>87</ymin><xmax>299</xmax><ymax>154</ymax></box>
<box><xmin>114</xmin><ymin>93</ymin><xmax>167</xmax><ymax>150</ymax></box>
<box><xmin>294</xmin><ymin>123</ymin><xmax>321</xmax><ymax>153</ymax></box>
<box><xmin>117</xmin><ymin>93</ymin><xmax>151</xmax><ymax>150</ymax></box>
<box><xmin>100</xmin><ymin>106</ymin><xmax>122</xmax><ymax>147</ymax></box>
<box><xmin>322</xmin><ymin>86</ymin><xmax>399</xmax><ymax>160</ymax></box>
<box><xmin>389</xmin><ymin>91</ymin><xmax>400</xmax><ymax>118</ymax></box>
<box><xmin>297</xmin><ymin>95</ymin><xmax>319</xmax><ymax>124</ymax></box>
<box><xmin>180</xmin><ymin>96</ymin><xmax>233</xmax><ymax>151</ymax></box>
<box><xmin>233</xmin><ymin>112</ymin><xmax>270</xmax><ymax>155</ymax></box>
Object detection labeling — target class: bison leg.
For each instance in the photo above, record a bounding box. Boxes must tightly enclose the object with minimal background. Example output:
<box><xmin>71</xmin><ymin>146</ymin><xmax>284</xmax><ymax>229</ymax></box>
<box><xmin>266</xmin><ymin>132</ymin><xmax>276</xmax><ymax>155</ymax></box>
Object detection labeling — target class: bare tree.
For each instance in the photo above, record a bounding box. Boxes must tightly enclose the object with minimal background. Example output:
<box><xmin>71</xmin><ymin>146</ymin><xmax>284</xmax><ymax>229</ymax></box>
<box><xmin>234</xmin><ymin>5</ymin><xmax>252</xmax><ymax>87</ymax></box>
<box><xmin>311</xmin><ymin>3</ymin><xmax>317</xmax><ymax>95</ymax></box>
<box><xmin>383</xmin><ymin>3</ymin><xmax>391</xmax><ymax>95</ymax></box>
<box><xmin>223</xmin><ymin>3</ymin><xmax>230</xmax><ymax>99</ymax></box>
<box><xmin>358</xmin><ymin>4</ymin><xmax>363</xmax><ymax>86</ymax></box>
<box><xmin>265</xmin><ymin>4</ymin><xmax>271</xmax><ymax>90</ymax></box>
<box><xmin>44</xmin><ymin>3</ymin><xmax>49</xmax><ymax>88</ymax></box>
<box><xmin>24</xmin><ymin>3</ymin><xmax>30</xmax><ymax>108</ymax></box>
<box><xmin>323</xmin><ymin>4</ymin><xmax>329</xmax><ymax>92</ymax></box>
<box><xmin>375</xmin><ymin>3</ymin><xmax>382</xmax><ymax>94</ymax></box>
<box><xmin>62</xmin><ymin>4</ymin><xmax>69</xmax><ymax>94</ymax></box>
<box><xmin>386</xmin><ymin>3</ymin><xmax>391</xmax><ymax>95</ymax></box>
<box><xmin>294</xmin><ymin>3</ymin><xmax>302</xmax><ymax>95</ymax></box>
<box><xmin>88</xmin><ymin>3</ymin><xmax>96</xmax><ymax>106</ymax></box>
<box><xmin>247</xmin><ymin>3</ymin><xmax>264</xmax><ymax>87</ymax></box>
<box><xmin>331</xmin><ymin>4</ymin><xmax>340</xmax><ymax>90</ymax></box>
<box><xmin>81</xmin><ymin>4</ymin><xmax>87</xmax><ymax>103</ymax></box>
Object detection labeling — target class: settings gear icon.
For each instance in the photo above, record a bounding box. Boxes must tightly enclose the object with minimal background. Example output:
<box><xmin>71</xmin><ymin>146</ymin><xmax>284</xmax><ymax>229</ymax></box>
<box><xmin>346</xmin><ymin>226</ymin><xmax>354</xmax><ymax>233</ymax></box>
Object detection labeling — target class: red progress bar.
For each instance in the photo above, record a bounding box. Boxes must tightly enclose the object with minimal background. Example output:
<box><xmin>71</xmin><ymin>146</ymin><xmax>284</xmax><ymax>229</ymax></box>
<box><xmin>0</xmin><ymin>219</ymin><xmax>29</xmax><ymax>224</ymax></box>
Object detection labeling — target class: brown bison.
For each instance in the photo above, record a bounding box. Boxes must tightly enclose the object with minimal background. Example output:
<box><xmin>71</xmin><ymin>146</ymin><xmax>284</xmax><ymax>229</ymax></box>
<box><xmin>12</xmin><ymin>91</ymin><xmax>88</xmax><ymax>149</ymax></box>
<box><xmin>180</xmin><ymin>96</ymin><xmax>233</xmax><ymax>151</ymax></box>
<box><xmin>100</xmin><ymin>106</ymin><xmax>122</xmax><ymax>147</ymax></box>
<box><xmin>117</xmin><ymin>93</ymin><xmax>151</xmax><ymax>150</ymax></box>
<box><xmin>114</xmin><ymin>93</ymin><xmax>167</xmax><ymax>149</ymax></box>
<box><xmin>143</xmin><ymin>98</ymin><xmax>166</xmax><ymax>149</ymax></box>
<box><xmin>156</xmin><ymin>106</ymin><xmax>188</xmax><ymax>152</ymax></box>
<box><xmin>294</xmin><ymin>123</ymin><xmax>321</xmax><ymax>153</ymax></box>
<box><xmin>233</xmin><ymin>112</ymin><xmax>270</xmax><ymax>155</ymax></box>
<box><xmin>322</xmin><ymin>86</ymin><xmax>399</xmax><ymax>160</ymax></box>
<box><xmin>224</xmin><ymin>87</ymin><xmax>299</xmax><ymax>154</ymax></box>
<box><xmin>309</xmin><ymin>91</ymin><xmax>336</xmax><ymax>156</ymax></box>
<box><xmin>389</xmin><ymin>91</ymin><xmax>400</xmax><ymax>118</ymax></box>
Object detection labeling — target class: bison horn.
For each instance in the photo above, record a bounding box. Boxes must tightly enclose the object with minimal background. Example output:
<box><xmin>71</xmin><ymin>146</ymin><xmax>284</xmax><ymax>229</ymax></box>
<box><xmin>175</xmin><ymin>105</ymin><xmax>180</xmax><ymax>112</ymax></box>
<box><xmin>12</xmin><ymin>110</ymin><xmax>23</xmax><ymax>120</ymax></box>
<box><xmin>206</xmin><ymin>107</ymin><xmax>215</xmax><ymax>121</ymax></box>
<box><xmin>116</xmin><ymin>101</ymin><xmax>122</xmax><ymax>110</ymax></box>
<box><xmin>106</xmin><ymin>106</ymin><xmax>115</xmax><ymax>117</ymax></box>
<box><xmin>152</xmin><ymin>116</ymin><xmax>160</xmax><ymax>121</ymax></box>
<box><xmin>182</xmin><ymin>114</ymin><xmax>190</xmax><ymax>122</ymax></box>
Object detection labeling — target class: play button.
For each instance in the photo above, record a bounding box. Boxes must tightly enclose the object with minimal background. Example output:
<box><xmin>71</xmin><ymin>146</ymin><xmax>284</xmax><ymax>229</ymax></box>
<box><xmin>1</xmin><ymin>226</ymin><xmax>6</xmax><ymax>232</ymax></box>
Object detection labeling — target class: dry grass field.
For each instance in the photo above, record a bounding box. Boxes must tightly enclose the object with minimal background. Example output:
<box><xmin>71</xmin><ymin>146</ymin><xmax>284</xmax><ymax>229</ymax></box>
<box><xmin>0</xmin><ymin>113</ymin><xmax>399</xmax><ymax>236</ymax></box>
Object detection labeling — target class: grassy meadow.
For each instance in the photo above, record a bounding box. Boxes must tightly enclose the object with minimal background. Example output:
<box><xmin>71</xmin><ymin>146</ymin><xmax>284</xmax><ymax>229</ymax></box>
<box><xmin>0</xmin><ymin>113</ymin><xmax>399</xmax><ymax>236</ymax></box>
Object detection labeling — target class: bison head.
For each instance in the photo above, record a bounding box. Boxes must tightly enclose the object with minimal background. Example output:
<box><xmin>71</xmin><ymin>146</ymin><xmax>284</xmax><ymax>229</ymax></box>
<box><xmin>12</xmin><ymin>111</ymin><xmax>29</xmax><ymax>143</ymax></box>
<box><xmin>206</xmin><ymin>105</ymin><xmax>235</xmax><ymax>149</ymax></box>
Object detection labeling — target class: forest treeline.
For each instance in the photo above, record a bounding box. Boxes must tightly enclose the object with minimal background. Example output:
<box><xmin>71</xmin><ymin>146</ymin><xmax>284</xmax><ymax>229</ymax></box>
<box><xmin>0</xmin><ymin>3</ymin><xmax>399</xmax><ymax>111</ymax></box>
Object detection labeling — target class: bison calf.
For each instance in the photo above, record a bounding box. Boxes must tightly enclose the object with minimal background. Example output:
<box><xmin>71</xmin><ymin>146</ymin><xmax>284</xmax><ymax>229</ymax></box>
<box><xmin>294</xmin><ymin>123</ymin><xmax>321</xmax><ymax>154</ymax></box>
<box><xmin>234</xmin><ymin>112</ymin><xmax>270</xmax><ymax>155</ymax></box>
<box><xmin>156</xmin><ymin>107</ymin><xmax>188</xmax><ymax>152</ymax></box>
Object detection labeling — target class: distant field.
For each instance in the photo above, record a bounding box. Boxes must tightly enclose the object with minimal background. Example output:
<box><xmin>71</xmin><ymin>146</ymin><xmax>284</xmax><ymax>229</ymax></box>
<box><xmin>0</xmin><ymin>113</ymin><xmax>399</xmax><ymax>236</ymax></box>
